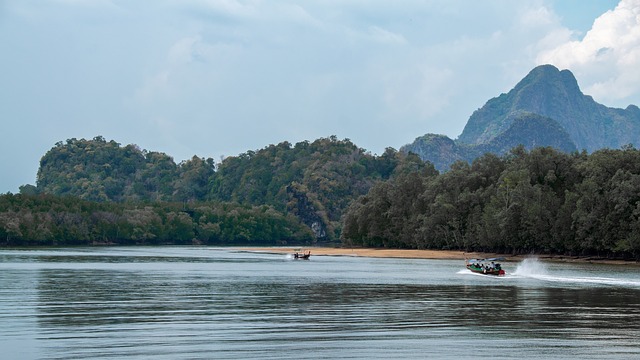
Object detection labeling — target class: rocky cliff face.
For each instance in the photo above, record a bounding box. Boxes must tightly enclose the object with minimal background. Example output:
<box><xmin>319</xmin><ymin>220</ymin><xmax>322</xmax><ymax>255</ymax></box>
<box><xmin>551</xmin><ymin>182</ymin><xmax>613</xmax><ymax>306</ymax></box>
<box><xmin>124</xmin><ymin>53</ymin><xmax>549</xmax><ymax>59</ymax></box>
<box><xmin>402</xmin><ymin>65</ymin><xmax>640</xmax><ymax>171</ymax></box>
<box><xmin>399</xmin><ymin>134</ymin><xmax>470</xmax><ymax>171</ymax></box>
<box><xmin>485</xmin><ymin>112</ymin><xmax>577</xmax><ymax>155</ymax></box>
<box><xmin>459</xmin><ymin>64</ymin><xmax>640</xmax><ymax>152</ymax></box>
<box><xmin>402</xmin><ymin>112</ymin><xmax>576</xmax><ymax>172</ymax></box>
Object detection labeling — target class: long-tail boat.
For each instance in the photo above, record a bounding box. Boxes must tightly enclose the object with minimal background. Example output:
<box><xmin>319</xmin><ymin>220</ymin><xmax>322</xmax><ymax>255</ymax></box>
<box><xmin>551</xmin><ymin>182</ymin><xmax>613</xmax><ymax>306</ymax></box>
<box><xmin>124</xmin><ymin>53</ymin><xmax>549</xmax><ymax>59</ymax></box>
<box><xmin>293</xmin><ymin>251</ymin><xmax>311</xmax><ymax>260</ymax></box>
<box><xmin>465</xmin><ymin>257</ymin><xmax>505</xmax><ymax>276</ymax></box>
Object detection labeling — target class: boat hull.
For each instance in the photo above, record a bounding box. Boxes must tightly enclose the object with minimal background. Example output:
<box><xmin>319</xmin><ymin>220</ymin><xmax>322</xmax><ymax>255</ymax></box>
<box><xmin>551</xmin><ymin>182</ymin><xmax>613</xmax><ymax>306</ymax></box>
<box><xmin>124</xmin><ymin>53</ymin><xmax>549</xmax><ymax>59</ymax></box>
<box><xmin>466</xmin><ymin>265</ymin><xmax>505</xmax><ymax>276</ymax></box>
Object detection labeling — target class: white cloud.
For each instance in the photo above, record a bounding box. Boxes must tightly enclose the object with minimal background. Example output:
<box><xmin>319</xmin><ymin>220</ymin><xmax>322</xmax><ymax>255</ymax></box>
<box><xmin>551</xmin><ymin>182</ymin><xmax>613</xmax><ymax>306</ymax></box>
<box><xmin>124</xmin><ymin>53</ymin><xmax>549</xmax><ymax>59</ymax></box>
<box><xmin>173</xmin><ymin>0</ymin><xmax>324</xmax><ymax>28</ymax></box>
<box><xmin>134</xmin><ymin>70</ymin><xmax>170</xmax><ymax>105</ymax></box>
<box><xmin>3</xmin><ymin>0</ymin><xmax>633</xmax><ymax>193</ymax></box>
<box><xmin>167</xmin><ymin>35</ymin><xmax>224</xmax><ymax>65</ymax></box>
<box><xmin>381</xmin><ymin>65</ymin><xmax>454</xmax><ymax>120</ymax></box>
<box><xmin>519</xmin><ymin>4</ymin><xmax>558</xmax><ymax>28</ymax></box>
<box><xmin>51</xmin><ymin>0</ymin><xmax>117</xmax><ymax>7</ymax></box>
<box><xmin>134</xmin><ymin>33</ymin><xmax>241</xmax><ymax>106</ymax></box>
<box><xmin>537</xmin><ymin>0</ymin><xmax>640</xmax><ymax>105</ymax></box>
<box><xmin>368</xmin><ymin>26</ymin><xmax>407</xmax><ymax>44</ymax></box>
<box><xmin>181</xmin><ymin>0</ymin><xmax>260</xmax><ymax>19</ymax></box>
<box><xmin>168</xmin><ymin>36</ymin><xmax>201</xmax><ymax>65</ymax></box>
<box><xmin>270</xmin><ymin>3</ymin><xmax>324</xmax><ymax>27</ymax></box>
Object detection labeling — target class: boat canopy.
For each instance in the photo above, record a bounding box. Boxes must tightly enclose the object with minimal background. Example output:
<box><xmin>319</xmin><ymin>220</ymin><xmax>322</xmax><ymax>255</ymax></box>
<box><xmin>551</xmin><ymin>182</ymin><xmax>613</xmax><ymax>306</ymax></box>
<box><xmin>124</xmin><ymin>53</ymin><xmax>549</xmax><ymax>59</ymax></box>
<box><xmin>467</xmin><ymin>257</ymin><xmax>504</xmax><ymax>263</ymax></box>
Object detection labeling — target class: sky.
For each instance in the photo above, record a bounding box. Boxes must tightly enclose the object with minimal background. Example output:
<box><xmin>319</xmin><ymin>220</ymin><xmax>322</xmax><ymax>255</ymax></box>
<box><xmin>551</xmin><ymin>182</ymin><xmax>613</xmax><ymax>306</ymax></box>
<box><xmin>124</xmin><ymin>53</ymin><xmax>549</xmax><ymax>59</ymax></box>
<box><xmin>2</xmin><ymin>0</ymin><xmax>638</xmax><ymax>193</ymax></box>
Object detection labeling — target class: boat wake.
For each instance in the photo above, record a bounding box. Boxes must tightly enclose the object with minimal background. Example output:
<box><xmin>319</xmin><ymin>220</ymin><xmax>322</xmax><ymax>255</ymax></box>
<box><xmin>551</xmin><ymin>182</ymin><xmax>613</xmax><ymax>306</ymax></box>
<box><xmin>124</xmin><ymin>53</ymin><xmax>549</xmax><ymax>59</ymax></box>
<box><xmin>513</xmin><ymin>257</ymin><xmax>549</xmax><ymax>277</ymax></box>
<box><xmin>513</xmin><ymin>258</ymin><xmax>640</xmax><ymax>287</ymax></box>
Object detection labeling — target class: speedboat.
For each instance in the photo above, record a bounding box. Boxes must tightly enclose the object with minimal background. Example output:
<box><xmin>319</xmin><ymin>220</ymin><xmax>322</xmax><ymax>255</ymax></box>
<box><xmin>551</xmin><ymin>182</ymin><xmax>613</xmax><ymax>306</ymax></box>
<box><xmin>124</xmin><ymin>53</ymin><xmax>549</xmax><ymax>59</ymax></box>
<box><xmin>293</xmin><ymin>251</ymin><xmax>311</xmax><ymax>260</ymax></box>
<box><xmin>465</xmin><ymin>257</ymin><xmax>505</xmax><ymax>276</ymax></box>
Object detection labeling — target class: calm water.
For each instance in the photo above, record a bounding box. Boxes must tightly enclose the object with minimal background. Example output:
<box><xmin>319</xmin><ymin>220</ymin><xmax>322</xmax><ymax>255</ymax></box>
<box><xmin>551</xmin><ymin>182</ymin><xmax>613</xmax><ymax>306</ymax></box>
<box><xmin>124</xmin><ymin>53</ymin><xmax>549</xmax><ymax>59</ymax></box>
<box><xmin>1</xmin><ymin>247</ymin><xmax>640</xmax><ymax>359</ymax></box>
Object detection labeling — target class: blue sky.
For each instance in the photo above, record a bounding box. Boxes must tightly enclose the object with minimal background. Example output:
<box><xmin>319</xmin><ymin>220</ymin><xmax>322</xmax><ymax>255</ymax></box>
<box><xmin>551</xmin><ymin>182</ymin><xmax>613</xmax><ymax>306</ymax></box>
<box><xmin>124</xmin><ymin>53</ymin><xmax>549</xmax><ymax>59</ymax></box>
<box><xmin>1</xmin><ymin>0</ymin><xmax>635</xmax><ymax>193</ymax></box>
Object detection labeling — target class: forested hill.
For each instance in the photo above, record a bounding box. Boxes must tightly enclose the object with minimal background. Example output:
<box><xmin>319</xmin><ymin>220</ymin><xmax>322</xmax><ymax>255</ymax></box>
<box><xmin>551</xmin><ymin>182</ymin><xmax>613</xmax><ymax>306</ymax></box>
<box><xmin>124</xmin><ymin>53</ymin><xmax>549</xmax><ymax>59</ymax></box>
<box><xmin>342</xmin><ymin>145</ymin><xmax>640</xmax><ymax>260</ymax></box>
<box><xmin>36</xmin><ymin>136</ymin><xmax>215</xmax><ymax>203</ymax></box>
<box><xmin>5</xmin><ymin>138</ymin><xmax>640</xmax><ymax>259</ymax></box>
<box><xmin>29</xmin><ymin>135</ymin><xmax>430</xmax><ymax>241</ymax></box>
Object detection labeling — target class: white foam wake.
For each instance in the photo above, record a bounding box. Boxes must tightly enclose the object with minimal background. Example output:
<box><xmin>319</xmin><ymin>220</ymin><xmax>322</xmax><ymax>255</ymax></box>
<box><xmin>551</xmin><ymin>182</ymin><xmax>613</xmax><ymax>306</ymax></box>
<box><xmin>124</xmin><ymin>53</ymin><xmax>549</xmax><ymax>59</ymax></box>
<box><xmin>513</xmin><ymin>257</ymin><xmax>640</xmax><ymax>287</ymax></box>
<box><xmin>513</xmin><ymin>257</ymin><xmax>548</xmax><ymax>277</ymax></box>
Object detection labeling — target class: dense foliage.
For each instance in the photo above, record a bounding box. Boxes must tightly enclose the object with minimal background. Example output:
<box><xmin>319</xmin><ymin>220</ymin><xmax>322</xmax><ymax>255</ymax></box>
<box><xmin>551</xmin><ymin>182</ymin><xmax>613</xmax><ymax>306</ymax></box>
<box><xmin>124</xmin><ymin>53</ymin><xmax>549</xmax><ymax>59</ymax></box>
<box><xmin>210</xmin><ymin>136</ymin><xmax>427</xmax><ymax>239</ymax></box>
<box><xmin>9</xmin><ymin>135</ymin><xmax>640</xmax><ymax>258</ymax></box>
<box><xmin>342</xmin><ymin>146</ymin><xmax>640</xmax><ymax>260</ymax></box>
<box><xmin>0</xmin><ymin>194</ymin><xmax>313</xmax><ymax>246</ymax></box>
<box><xmin>31</xmin><ymin>135</ymin><xmax>427</xmax><ymax>242</ymax></box>
<box><xmin>37</xmin><ymin>136</ymin><xmax>216</xmax><ymax>203</ymax></box>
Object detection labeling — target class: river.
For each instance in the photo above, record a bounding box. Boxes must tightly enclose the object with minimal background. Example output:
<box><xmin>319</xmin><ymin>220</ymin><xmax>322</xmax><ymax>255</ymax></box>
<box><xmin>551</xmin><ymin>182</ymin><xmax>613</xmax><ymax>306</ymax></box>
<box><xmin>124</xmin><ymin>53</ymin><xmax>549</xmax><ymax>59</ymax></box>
<box><xmin>1</xmin><ymin>247</ymin><xmax>639</xmax><ymax>359</ymax></box>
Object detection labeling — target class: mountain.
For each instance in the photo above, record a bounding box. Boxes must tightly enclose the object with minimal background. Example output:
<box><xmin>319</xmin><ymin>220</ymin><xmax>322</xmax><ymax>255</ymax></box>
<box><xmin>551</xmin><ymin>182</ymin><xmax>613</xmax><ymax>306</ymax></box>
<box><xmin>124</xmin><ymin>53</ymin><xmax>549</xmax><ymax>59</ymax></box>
<box><xmin>402</xmin><ymin>64</ymin><xmax>640</xmax><ymax>171</ymax></box>
<box><xmin>399</xmin><ymin>134</ymin><xmax>469</xmax><ymax>171</ymax></box>
<box><xmin>484</xmin><ymin>111</ymin><xmax>577</xmax><ymax>154</ymax></box>
<box><xmin>403</xmin><ymin>112</ymin><xmax>577</xmax><ymax>171</ymax></box>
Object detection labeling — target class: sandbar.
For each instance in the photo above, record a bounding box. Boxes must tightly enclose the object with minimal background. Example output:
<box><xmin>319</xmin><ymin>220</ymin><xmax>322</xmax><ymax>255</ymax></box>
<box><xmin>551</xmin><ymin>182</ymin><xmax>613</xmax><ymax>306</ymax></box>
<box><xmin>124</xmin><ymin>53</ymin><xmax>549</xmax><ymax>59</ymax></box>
<box><xmin>235</xmin><ymin>247</ymin><xmax>638</xmax><ymax>265</ymax></box>
<box><xmin>236</xmin><ymin>247</ymin><xmax>502</xmax><ymax>260</ymax></box>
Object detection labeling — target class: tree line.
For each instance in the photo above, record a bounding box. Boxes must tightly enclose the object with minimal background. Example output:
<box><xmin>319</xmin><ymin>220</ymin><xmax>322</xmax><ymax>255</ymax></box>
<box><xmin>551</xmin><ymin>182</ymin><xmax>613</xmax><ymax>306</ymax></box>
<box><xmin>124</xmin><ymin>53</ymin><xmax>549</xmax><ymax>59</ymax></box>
<box><xmin>0</xmin><ymin>194</ymin><xmax>313</xmax><ymax>246</ymax></box>
<box><xmin>6</xmin><ymin>135</ymin><xmax>640</xmax><ymax>259</ymax></box>
<box><xmin>342</xmin><ymin>145</ymin><xmax>640</xmax><ymax>260</ymax></box>
<box><xmin>8</xmin><ymin>135</ymin><xmax>425</xmax><ymax>244</ymax></box>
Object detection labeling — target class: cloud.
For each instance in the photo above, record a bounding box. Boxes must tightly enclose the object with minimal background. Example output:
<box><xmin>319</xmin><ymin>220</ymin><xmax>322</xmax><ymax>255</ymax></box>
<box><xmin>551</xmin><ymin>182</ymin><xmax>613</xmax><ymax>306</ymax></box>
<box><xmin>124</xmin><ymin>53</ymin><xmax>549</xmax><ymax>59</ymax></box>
<box><xmin>4</xmin><ymin>0</ymin><xmax>631</xmax><ymax>193</ymax></box>
<box><xmin>134</xmin><ymin>33</ymin><xmax>241</xmax><ymax>105</ymax></box>
<box><xmin>367</xmin><ymin>26</ymin><xmax>407</xmax><ymax>44</ymax></box>
<box><xmin>519</xmin><ymin>4</ymin><xmax>558</xmax><ymax>28</ymax></box>
<box><xmin>167</xmin><ymin>36</ymin><xmax>202</xmax><ymax>65</ymax></box>
<box><xmin>537</xmin><ymin>0</ymin><xmax>640</xmax><ymax>105</ymax></box>
<box><xmin>374</xmin><ymin>59</ymin><xmax>453</xmax><ymax>123</ymax></box>
<box><xmin>51</xmin><ymin>0</ymin><xmax>117</xmax><ymax>7</ymax></box>
<box><xmin>178</xmin><ymin>0</ymin><xmax>259</xmax><ymax>19</ymax></box>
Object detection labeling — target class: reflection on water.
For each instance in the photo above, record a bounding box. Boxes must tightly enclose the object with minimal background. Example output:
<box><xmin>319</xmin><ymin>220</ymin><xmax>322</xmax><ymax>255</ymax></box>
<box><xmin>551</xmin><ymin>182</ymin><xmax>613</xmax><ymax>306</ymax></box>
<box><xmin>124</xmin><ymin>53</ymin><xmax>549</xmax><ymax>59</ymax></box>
<box><xmin>1</xmin><ymin>248</ymin><xmax>640</xmax><ymax>359</ymax></box>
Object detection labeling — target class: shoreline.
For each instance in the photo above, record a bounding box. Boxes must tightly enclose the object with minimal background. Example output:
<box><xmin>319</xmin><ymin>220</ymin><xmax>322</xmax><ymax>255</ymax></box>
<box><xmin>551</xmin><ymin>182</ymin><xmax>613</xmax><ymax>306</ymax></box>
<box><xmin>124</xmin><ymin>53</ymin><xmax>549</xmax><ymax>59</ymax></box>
<box><xmin>237</xmin><ymin>247</ymin><xmax>477</xmax><ymax>260</ymax></box>
<box><xmin>235</xmin><ymin>247</ymin><xmax>639</xmax><ymax>265</ymax></box>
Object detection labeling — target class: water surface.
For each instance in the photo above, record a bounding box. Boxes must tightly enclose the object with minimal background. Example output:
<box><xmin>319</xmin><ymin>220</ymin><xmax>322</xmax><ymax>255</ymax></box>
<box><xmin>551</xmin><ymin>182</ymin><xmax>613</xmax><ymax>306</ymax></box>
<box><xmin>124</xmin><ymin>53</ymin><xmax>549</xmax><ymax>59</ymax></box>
<box><xmin>1</xmin><ymin>247</ymin><xmax>639</xmax><ymax>359</ymax></box>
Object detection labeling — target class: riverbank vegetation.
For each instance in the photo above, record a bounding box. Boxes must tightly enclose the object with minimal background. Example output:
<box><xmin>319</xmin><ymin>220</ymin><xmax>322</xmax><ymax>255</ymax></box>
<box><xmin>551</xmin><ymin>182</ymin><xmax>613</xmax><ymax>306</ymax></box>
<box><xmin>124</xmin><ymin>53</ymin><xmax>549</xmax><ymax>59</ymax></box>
<box><xmin>3</xmin><ymin>136</ymin><xmax>640</xmax><ymax>260</ymax></box>
<box><xmin>28</xmin><ymin>136</ymin><xmax>425</xmax><ymax>242</ymax></box>
<box><xmin>342</xmin><ymin>145</ymin><xmax>640</xmax><ymax>260</ymax></box>
<box><xmin>0</xmin><ymin>194</ymin><xmax>313</xmax><ymax>246</ymax></box>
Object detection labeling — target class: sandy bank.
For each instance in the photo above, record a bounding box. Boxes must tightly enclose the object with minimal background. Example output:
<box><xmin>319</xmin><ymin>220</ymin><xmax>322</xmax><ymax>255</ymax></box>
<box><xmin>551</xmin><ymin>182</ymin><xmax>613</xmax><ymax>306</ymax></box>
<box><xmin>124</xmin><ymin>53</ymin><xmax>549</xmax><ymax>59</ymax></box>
<box><xmin>235</xmin><ymin>247</ymin><xmax>638</xmax><ymax>265</ymax></box>
<box><xmin>235</xmin><ymin>247</ymin><xmax>501</xmax><ymax>260</ymax></box>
